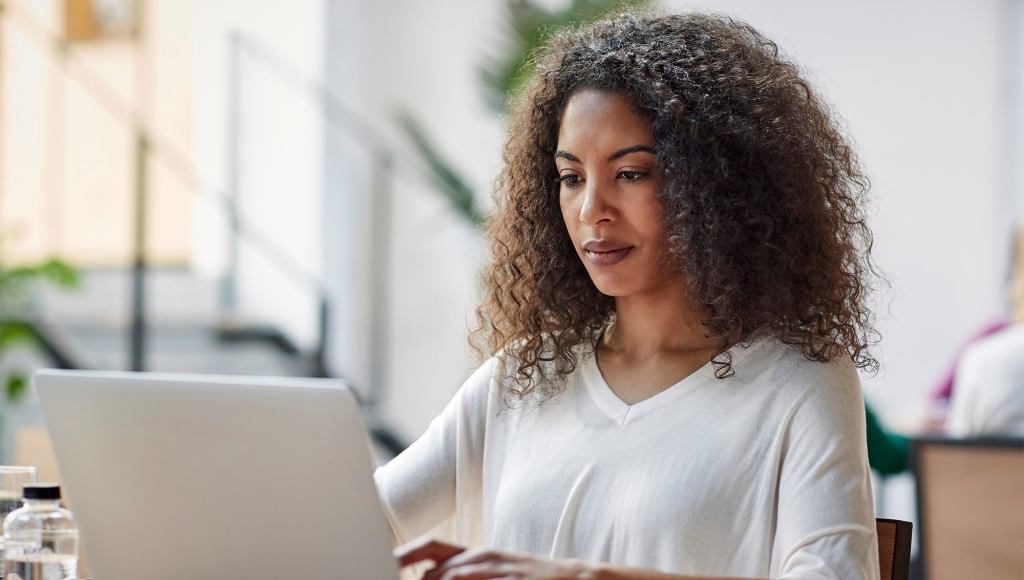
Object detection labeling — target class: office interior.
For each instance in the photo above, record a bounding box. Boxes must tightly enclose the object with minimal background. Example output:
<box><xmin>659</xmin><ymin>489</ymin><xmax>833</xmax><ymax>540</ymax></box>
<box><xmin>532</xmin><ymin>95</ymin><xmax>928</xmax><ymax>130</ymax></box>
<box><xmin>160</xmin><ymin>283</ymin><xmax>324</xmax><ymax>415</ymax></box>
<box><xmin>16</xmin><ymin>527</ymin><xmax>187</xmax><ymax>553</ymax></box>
<box><xmin>0</xmin><ymin>1</ymin><xmax>1022</xmax><ymax>579</ymax></box>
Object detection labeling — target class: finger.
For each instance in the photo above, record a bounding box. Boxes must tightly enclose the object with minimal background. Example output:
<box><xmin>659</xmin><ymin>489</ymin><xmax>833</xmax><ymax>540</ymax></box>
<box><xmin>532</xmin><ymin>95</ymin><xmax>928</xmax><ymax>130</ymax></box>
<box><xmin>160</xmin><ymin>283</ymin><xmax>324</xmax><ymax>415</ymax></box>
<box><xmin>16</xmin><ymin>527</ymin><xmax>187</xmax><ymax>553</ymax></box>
<box><xmin>427</xmin><ymin>561</ymin><xmax>516</xmax><ymax>580</ymax></box>
<box><xmin>421</xmin><ymin>549</ymin><xmax>520</xmax><ymax>580</ymax></box>
<box><xmin>442</xmin><ymin>562</ymin><xmax>517</xmax><ymax>580</ymax></box>
<box><xmin>394</xmin><ymin>537</ymin><xmax>466</xmax><ymax>568</ymax></box>
<box><xmin>440</xmin><ymin>548</ymin><xmax>521</xmax><ymax>569</ymax></box>
<box><xmin>393</xmin><ymin>536</ymin><xmax>456</xmax><ymax>562</ymax></box>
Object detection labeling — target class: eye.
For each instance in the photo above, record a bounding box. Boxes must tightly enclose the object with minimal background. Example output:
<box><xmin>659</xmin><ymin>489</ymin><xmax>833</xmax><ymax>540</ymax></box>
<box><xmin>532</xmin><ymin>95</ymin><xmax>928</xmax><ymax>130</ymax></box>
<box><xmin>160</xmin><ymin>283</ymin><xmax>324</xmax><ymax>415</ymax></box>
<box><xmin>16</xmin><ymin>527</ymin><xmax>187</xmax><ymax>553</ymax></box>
<box><xmin>618</xmin><ymin>170</ymin><xmax>647</xmax><ymax>182</ymax></box>
<box><xmin>557</xmin><ymin>173</ymin><xmax>583</xmax><ymax>188</ymax></box>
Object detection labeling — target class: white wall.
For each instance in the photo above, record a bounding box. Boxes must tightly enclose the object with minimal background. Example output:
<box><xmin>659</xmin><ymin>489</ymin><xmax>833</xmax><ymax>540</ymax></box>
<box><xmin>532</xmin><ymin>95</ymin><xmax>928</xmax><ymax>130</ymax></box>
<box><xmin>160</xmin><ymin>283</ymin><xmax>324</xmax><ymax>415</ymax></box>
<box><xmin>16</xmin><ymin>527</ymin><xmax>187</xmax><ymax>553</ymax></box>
<box><xmin>323</xmin><ymin>0</ymin><xmax>503</xmax><ymax>438</ymax></box>
<box><xmin>191</xmin><ymin>0</ymin><xmax>328</xmax><ymax>348</ymax></box>
<box><xmin>190</xmin><ymin>0</ymin><xmax>501</xmax><ymax>441</ymax></box>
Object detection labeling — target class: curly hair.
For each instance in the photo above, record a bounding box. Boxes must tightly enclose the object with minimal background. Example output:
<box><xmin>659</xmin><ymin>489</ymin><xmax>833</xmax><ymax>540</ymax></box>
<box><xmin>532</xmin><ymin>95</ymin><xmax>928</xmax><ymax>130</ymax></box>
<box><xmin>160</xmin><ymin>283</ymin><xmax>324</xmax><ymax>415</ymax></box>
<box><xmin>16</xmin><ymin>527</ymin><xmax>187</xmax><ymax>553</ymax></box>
<box><xmin>471</xmin><ymin>10</ymin><xmax>880</xmax><ymax>398</ymax></box>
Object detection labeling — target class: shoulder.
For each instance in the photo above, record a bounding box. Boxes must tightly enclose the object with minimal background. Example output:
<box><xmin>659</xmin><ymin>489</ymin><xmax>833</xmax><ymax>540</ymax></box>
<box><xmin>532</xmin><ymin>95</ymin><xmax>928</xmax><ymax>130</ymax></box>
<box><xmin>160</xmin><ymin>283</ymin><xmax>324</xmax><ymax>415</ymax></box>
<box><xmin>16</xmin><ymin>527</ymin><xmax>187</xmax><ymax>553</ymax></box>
<box><xmin>954</xmin><ymin>325</ymin><xmax>1024</xmax><ymax>404</ymax></box>
<box><xmin>487</xmin><ymin>341</ymin><xmax>587</xmax><ymax>397</ymax></box>
<box><xmin>742</xmin><ymin>334</ymin><xmax>862</xmax><ymax>398</ymax></box>
<box><xmin>454</xmin><ymin>355</ymin><xmax>505</xmax><ymax>410</ymax></box>
<box><xmin>959</xmin><ymin>324</ymin><xmax>1024</xmax><ymax>376</ymax></box>
<box><xmin>453</xmin><ymin>349</ymin><xmax>560</xmax><ymax>412</ymax></box>
<box><xmin>739</xmin><ymin>335</ymin><xmax>865</xmax><ymax>428</ymax></box>
<box><xmin>949</xmin><ymin>324</ymin><xmax>1024</xmax><ymax>436</ymax></box>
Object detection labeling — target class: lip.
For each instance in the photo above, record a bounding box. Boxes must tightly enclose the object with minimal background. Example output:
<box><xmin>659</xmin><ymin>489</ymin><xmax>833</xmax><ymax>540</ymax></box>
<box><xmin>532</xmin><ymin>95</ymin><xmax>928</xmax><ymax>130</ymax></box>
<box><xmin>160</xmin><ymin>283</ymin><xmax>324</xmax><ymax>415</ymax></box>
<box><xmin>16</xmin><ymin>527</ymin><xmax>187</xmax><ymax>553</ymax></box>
<box><xmin>583</xmin><ymin>239</ymin><xmax>632</xmax><ymax>252</ymax></box>
<box><xmin>583</xmin><ymin>239</ymin><xmax>634</xmax><ymax>266</ymax></box>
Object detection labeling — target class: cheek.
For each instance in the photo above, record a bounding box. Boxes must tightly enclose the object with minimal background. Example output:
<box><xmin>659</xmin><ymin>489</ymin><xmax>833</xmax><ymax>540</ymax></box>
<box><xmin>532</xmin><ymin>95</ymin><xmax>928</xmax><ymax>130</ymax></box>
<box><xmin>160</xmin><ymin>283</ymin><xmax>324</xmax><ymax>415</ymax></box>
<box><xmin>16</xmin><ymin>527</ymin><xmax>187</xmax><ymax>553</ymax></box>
<box><xmin>559</xmin><ymin>195</ymin><xmax>579</xmax><ymax>238</ymax></box>
<box><xmin>637</xmin><ymin>196</ymin><xmax>681</xmax><ymax>274</ymax></box>
<box><xmin>630</xmin><ymin>189</ymin><xmax>668</xmax><ymax>241</ymax></box>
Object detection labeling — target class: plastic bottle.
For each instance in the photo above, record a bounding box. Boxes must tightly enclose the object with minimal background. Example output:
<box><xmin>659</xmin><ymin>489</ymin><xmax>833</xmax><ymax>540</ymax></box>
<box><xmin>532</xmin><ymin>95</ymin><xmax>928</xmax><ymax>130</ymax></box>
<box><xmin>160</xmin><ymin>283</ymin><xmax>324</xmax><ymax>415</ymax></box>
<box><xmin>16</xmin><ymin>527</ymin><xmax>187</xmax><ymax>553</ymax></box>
<box><xmin>2</xmin><ymin>484</ymin><xmax>78</xmax><ymax>580</ymax></box>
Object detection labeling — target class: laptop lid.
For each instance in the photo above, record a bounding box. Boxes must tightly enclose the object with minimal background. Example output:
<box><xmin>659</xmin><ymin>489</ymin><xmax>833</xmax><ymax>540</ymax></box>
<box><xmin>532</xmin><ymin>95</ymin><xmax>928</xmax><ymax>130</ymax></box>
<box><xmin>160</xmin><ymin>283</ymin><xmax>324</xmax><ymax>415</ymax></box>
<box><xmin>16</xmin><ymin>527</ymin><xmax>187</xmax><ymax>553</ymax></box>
<box><xmin>34</xmin><ymin>369</ymin><xmax>400</xmax><ymax>580</ymax></box>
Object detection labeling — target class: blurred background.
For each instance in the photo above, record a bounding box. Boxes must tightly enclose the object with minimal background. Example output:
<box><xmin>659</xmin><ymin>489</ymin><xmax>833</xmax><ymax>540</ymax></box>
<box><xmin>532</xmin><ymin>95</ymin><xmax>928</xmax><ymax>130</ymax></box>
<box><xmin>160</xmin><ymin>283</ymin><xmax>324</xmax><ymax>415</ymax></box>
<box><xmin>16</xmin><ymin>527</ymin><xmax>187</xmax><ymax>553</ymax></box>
<box><xmin>1</xmin><ymin>0</ymin><xmax>1022</xmax><ymax>576</ymax></box>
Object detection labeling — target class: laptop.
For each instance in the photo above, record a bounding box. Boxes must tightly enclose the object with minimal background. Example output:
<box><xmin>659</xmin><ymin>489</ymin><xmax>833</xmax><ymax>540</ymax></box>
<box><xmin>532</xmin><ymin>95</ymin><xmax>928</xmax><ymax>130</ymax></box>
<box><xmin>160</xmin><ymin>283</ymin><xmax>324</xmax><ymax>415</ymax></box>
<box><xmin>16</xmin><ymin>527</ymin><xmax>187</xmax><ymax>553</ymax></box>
<box><xmin>33</xmin><ymin>369</ymin><xmax>401</xmax><ymax>580</ymax></box>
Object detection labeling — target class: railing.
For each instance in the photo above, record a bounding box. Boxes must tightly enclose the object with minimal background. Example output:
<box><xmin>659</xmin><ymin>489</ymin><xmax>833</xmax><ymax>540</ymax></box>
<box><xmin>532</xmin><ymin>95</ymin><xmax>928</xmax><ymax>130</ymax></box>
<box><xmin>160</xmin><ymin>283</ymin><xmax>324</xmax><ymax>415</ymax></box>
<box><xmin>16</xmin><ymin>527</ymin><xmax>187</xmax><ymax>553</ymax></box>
<box><xmin>0</xmin><ymin>1</ymin><xmax>458</xmax><ymax>456</ymax></box>
<box><xmin>222</xmin><ymin>31</ymin><xmax>409</xmax><ymax>411</ymax></box>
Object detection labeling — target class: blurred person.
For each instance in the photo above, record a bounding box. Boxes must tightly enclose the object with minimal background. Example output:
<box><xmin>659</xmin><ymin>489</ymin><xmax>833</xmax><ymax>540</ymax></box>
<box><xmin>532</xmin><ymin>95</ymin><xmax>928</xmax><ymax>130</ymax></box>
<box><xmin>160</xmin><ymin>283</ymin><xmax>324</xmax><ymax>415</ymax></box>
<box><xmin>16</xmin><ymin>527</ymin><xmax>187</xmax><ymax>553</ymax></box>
<box><xmin>945</xmin><ymin>225</ymin><xmax>1024</xmax><ymax>437</ymax></box>
<box><xmin>925</xmin><ymin>319</ymin><xmax>1011</xmax><ymax>431</ymax></box>
<box><xmin>865</xmin><ymin>403</ymin><xmax>910</xmax><ymax>475</ymax></box>
<box><xmin>376</xmin><ymin>12</ymin><xmax>882</xmax><ymax>580</ymax></box>
<box><xmin>924</xmin><ymin>224</ymin><xmax>1024</xmax><ymax>432</ymax></box>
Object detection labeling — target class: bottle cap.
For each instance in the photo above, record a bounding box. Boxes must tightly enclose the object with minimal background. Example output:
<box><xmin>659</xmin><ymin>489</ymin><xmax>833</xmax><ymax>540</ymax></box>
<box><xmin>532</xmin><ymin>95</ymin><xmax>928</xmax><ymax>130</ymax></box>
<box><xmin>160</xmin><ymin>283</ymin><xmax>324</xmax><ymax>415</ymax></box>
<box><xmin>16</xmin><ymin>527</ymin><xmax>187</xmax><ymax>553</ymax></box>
<box><xmin>22</xmin><ymin>484</ymin><xmax>61</xmax><ymax>500</ymax></box>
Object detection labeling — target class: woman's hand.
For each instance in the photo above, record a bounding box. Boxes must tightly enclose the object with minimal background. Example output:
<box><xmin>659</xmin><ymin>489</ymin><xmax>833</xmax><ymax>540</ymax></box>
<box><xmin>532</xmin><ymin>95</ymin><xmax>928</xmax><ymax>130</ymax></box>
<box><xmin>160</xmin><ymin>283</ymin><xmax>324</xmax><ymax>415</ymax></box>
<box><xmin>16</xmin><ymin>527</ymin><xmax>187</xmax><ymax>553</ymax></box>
<box><xmin>395</xmin><ymin>537</ymin><xmax>594</xmax><ymax>579</ymax></box>
<box><xmin>393</xmin><ymin>537</ymin><xmax>743</xmax><ymax>579</ymax></box>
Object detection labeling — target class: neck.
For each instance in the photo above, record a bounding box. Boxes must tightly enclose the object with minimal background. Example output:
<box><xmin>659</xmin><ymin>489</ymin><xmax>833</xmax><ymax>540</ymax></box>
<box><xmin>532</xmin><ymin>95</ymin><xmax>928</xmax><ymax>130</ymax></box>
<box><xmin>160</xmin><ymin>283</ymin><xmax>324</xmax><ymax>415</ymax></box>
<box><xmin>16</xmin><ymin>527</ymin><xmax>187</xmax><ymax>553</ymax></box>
<box><xmin>604</xmin><ymin>278</ymin><xmax>721</xmax><ymax>358</ymax></box>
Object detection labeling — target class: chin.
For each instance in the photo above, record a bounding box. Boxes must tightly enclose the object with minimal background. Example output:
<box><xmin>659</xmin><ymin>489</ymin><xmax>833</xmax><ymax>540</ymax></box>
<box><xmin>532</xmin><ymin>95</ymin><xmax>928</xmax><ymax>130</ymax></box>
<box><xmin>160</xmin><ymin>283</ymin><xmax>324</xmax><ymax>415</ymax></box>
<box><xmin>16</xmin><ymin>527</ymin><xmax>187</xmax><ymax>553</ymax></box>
<box><xmin>589</xmin><ymin>276</ymin><xmax>638</xmax><ymax>297</ymax></box>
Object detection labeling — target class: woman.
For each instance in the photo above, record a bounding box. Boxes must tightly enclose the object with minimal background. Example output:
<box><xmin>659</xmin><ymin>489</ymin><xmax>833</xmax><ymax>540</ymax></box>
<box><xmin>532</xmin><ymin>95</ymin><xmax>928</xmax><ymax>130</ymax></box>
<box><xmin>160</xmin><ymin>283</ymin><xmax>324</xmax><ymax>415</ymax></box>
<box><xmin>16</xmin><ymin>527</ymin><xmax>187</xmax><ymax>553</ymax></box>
<box><xmin>375</xmin><ymin>11</ymin><xmax>881</xmax><ymax>580</ymax></box>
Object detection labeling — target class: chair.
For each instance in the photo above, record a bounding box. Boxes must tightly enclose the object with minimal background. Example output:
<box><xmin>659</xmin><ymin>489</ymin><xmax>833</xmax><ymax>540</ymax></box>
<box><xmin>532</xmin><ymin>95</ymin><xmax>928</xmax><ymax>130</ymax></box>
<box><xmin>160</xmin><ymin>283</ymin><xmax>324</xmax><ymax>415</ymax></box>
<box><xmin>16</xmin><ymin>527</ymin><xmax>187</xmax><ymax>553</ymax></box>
<box><xmin>876</xmin><ymin>518</ymin><xmax>912</xmax><ymax>580</ymax></box>
<box><xmin>910</xmin><ymin>437</ymin><xmax>1024</xmax><ymax>580</ymax></box>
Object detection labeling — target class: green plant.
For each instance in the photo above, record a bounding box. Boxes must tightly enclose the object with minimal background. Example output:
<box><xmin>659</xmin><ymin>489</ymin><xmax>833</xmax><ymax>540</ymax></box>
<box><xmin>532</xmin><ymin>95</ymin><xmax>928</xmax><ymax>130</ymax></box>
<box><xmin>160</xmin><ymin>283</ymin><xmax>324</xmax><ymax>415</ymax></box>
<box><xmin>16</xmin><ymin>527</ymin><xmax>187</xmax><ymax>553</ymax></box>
<box><xmin>396</xmin><ymin>111</ymin><xmax>486</xmax><ymax>228</ymax></box>
<box><xmin>0</xmin><ymin>259</ymin><xmax>80</xmax><ymax>402</ymax></box>
<box><xmin>399</xmin><ymin>0</ymin><xmax>650</xmax><ymax>226</ymax></box>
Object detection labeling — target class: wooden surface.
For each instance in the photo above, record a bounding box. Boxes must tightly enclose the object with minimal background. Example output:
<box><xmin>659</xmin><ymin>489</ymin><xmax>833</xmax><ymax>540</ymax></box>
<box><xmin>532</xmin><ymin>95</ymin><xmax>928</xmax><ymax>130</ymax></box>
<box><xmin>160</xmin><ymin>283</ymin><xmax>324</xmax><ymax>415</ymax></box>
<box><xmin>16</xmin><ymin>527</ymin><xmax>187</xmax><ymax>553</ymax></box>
<box><xmin>917</xmin><ymin>441</ymin><xmax>1024</xmax><ymax>580</ymax></box>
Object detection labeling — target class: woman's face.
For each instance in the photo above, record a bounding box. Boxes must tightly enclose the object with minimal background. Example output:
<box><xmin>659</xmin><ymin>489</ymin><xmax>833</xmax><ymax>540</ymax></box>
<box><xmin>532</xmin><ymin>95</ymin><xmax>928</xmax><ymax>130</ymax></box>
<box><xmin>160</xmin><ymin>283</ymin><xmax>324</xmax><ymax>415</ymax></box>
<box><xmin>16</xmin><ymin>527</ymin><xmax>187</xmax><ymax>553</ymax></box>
<box><xmin>556</xmin><ymin>89</ymin><xmax>676</xmax><ymax>297</ymax></box>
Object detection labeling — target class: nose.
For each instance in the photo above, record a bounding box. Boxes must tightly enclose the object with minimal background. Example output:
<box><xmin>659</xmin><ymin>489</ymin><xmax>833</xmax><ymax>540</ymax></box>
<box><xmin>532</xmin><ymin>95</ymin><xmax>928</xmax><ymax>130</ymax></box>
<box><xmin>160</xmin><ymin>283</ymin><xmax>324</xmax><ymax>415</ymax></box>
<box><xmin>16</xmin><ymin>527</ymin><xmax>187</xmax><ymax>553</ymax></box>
<box><xmin>578</xmin><ymin>179</ymin><xmax>617</xmax><ymax>226</ymax></box>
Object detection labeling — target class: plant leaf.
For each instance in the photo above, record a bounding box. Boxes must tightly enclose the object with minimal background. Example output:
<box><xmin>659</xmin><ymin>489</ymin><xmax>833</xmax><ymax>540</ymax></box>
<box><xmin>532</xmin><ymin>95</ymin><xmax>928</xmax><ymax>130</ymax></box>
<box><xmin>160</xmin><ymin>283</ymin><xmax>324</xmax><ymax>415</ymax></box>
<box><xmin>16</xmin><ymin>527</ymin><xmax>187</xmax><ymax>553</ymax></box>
<box><xmin>396</xmin><ymin>111</ymin><xmax>485</xmax><ymax>227</ymax></box>
<box><xmin>5</xmin><ymin>373</ymin><xmax>27</xmax><ymax>403</ymax></box>
<box><xmin>0</xmin><ymin>321</ymin><xmax>36</xmax><ymax>350</ymax></box>
<box><xmin>478</xmin><ymin>0</ymin><xmax>652</xmax><ymax>114</ymax></box>
<box><xmin>36</xmin><ymin>259</ymin><xmax>80</xmax><ymax>289</ymax></box>
<box><xmin>1</xmin><ymin>259</ymin><xmax>79</xmax><ymax>289</ymax></box>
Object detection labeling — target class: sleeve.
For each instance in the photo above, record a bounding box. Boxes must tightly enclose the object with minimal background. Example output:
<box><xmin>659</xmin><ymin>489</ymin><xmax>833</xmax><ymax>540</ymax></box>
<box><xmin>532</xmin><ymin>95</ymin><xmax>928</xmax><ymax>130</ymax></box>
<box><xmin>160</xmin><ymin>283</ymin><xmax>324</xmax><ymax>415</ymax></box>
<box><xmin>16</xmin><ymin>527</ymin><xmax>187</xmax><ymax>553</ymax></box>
<box><xmin>771</xmin><ymin>359</ymin><xmax>881</xmax><ymax>580</ymax></box>
<box><xmin>372</xmin><ymin>356</ymin><xmax>497</xmax><ymax>547</ymax></box>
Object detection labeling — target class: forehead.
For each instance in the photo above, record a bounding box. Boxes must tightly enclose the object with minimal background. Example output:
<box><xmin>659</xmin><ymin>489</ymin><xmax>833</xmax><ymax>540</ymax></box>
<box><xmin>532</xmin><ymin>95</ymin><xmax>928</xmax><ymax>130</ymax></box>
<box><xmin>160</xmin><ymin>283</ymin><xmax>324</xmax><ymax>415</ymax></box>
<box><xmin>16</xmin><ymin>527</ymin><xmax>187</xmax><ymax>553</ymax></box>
<box><xmin>556</xmin><ymin>89</ymin><xmax>652</xmax><ymax>152</ymax></box>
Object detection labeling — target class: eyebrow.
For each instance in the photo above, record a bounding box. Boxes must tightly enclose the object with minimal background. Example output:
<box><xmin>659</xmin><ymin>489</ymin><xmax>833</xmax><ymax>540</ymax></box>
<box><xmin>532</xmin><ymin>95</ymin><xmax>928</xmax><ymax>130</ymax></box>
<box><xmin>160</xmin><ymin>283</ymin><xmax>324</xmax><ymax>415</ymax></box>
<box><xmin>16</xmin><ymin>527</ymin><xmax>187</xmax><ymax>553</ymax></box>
<box><xmin>554</xmin><ymin>144</ymin><xmax>656</xmax><ymax>163</ymax></box>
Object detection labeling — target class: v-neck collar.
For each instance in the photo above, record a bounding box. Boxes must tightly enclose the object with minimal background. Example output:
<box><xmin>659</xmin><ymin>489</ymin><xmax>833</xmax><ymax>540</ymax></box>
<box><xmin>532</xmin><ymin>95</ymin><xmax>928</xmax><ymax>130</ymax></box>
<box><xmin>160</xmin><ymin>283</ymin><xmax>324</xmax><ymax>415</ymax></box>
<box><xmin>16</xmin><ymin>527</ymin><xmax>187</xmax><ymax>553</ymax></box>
<box><xmin>581</xmin><ymin>333</ymin><xmax>771</xmax><ymax>427</ymax></box>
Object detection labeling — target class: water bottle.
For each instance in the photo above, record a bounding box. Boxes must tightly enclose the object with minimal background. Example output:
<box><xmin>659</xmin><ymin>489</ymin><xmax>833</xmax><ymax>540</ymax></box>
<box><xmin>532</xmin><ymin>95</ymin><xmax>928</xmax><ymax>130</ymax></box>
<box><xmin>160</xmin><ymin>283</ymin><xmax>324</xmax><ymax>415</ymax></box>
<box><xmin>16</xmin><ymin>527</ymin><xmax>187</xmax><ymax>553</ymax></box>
<box><xmin>2</xmin><ymin>484</ymin><xmax>78</xmax><ymax>580</ymax></box>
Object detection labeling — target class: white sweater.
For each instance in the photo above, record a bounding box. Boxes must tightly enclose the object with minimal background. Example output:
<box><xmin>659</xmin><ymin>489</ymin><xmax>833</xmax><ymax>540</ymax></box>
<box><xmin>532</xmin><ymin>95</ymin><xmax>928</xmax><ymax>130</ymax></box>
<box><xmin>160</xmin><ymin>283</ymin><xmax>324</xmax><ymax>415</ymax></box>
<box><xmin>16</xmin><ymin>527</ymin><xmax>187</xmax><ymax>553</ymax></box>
<box><xmin>373</xmin><ymin>334</ymin><xmax>880</xmax><ymax>579</ymax></box>
<box><xmin>948</xmin><ymin>324</ymin><xmax>1024</xmax><ymax>437</ymax></box>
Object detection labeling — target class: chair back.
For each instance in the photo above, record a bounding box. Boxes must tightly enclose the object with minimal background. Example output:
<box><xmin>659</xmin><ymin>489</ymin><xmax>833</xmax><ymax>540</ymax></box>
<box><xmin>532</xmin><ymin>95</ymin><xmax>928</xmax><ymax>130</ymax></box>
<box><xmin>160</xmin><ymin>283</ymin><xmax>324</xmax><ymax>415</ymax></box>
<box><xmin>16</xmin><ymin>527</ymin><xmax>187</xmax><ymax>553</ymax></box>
<box><xmin>911</xmin><ymin>437</ymin><xmax>1024</xmax><ymax>580</ymax></box>
<box><xmin>876</xmin><ymin>518</ymin><xmax>912</xmax><ymax>580</ymax></box>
